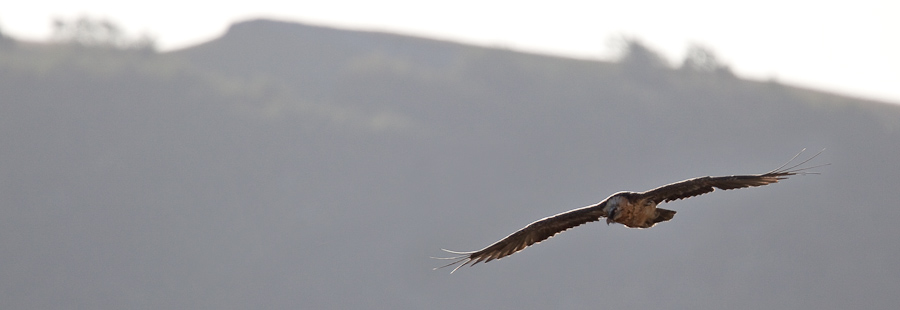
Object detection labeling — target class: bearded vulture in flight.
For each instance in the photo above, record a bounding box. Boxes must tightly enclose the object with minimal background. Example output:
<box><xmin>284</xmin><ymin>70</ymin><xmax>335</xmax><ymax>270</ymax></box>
<box><xmin>435</xmin><ymin>150</ymin><xmax>825</xmax><ymax>273</ymax></box>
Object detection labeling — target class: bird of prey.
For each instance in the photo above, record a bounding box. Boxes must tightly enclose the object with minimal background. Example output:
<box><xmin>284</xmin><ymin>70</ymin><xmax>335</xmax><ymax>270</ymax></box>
<box><xmin>435</xmin><ymin>150</ymin><xmax>825</xmax><ymax>273</ymax></box>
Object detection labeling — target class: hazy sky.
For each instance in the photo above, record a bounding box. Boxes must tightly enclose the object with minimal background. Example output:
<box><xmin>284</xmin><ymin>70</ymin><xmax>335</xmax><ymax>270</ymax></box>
<box><xmin>3</xmin><ymin>0</ymin><xmax>898</xmax><ymax>104</ymax></box>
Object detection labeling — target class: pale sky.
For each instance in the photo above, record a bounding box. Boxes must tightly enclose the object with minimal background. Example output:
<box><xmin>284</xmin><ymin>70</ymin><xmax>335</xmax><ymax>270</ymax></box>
<box><xmin>3</xmin><ymin>0</ymin><xmax>898</xmax><ymax>104</ymax></box>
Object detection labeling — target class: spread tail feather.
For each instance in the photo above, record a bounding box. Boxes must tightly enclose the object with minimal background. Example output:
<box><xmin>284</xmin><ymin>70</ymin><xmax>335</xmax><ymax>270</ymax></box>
<box><xmin>654</xmin><ymin>208</ymin><xmax>676</xmax><ymax>224</ymax></box>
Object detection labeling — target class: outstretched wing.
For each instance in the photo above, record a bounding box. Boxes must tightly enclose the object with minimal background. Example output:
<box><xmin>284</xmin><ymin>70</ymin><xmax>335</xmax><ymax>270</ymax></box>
<box><xmin>435</xmin><ymin>202</ymin><xmax>608</xmax><ymax>273</ymax></box>
<box><xmin>641</xmin><ymin>149</ymin><xmax>825</xmax><ymax>203</ymax></box>
<box><xmin>641</xmin><ymin>174</ymin><xmax>784</xmax><ymax>203</ymax></box>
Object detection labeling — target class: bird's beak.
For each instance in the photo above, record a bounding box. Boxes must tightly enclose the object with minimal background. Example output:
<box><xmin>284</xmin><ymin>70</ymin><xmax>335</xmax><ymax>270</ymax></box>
<box><xmin>606</xmin><ymin>208</ymin><xmax>617</xmax><ymax>226</ymax></box>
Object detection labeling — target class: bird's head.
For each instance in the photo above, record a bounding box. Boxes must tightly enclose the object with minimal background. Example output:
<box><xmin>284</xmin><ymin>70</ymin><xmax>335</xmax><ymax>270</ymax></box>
<box><xmin>603</xmin><ymin>193</ymin><xmax>626</xmax><ymax>225</ymax></box>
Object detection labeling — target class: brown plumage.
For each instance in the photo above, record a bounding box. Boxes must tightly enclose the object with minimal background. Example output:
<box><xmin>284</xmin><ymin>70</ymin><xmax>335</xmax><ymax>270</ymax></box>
<box><xmin>435</xmin><ymin>150</ymin><xmax>825</xmax><ymax>273</ymax></box>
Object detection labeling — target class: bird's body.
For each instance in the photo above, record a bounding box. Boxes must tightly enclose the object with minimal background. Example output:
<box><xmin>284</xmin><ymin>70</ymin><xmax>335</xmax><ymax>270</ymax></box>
<box><xmin>435</xmin><ymin>150</ymin><xmax>825</xmax><ymax>273</ymax></box>
<box><xmin>603</xmin><ymin>192</ymin><xmax>674</xmax><ymax>228</ymax></box>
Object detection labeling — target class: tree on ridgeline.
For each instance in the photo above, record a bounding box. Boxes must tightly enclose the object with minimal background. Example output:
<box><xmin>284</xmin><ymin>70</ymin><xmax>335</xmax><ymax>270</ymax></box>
<box><xmin>680</xmin><ymin>44</ymin><xmax>733</xmax><ymax>77</ymax></box>
<box><xmin>609</xmin><ymin>36</ymin><xmax>670</xmax><ymax>69</ymax></box>
<box><xmin>51</xmin><ymin>15</ymin><xmax>156</xmax><ymax>52</ymax></box>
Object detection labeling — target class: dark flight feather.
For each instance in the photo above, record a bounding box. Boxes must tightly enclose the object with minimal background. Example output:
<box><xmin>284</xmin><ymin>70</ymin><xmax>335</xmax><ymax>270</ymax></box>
<box><xmin>434</xmin><ymin>203</ymin><xmax>608</xmax><ymax>273</ymax></box>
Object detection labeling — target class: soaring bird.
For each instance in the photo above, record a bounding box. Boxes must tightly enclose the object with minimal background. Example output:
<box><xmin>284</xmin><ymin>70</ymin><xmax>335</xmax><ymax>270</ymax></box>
<box><xmin>435</xmin><ymin>150</ymin><xmax>824</xmax><ymax>273</ymax></box>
